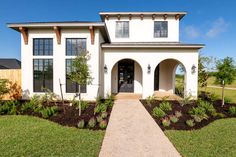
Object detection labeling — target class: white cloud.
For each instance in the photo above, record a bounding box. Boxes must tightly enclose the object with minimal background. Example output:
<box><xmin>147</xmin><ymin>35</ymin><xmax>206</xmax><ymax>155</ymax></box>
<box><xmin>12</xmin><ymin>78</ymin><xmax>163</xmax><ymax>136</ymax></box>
<box><xmin>184</xmin><ymin>25</ymin><xmax>200</xmax><ymax>39</ymax></box>
<box><xmin>206</xmin><ymin>17</ymin><xmax>229</xmax><ymax>38</ymax></box>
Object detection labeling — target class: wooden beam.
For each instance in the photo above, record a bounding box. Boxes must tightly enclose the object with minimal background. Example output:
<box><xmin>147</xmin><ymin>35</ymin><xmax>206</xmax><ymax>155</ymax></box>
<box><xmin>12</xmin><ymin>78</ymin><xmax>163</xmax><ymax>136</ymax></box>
<box><xmin>140</xmin><ymin>14</ymin><xmax>144</xmax><ymax>20</ymax></box>
<box><xmin>53</xmin><ymin>26</ymin><xmax>61</xmax><ymax>44</ymax></box>
<box><xmin>152</xmin><ymin>14</ymin><xmax>156</xmax><ymax>20</ymax></box>
<box><xmin>89</xmin><ymin>26</ymin><xmax>94</xmax><ymax>45</ymax></box>
<box><xmin>19</xmin><ymin>27</ymin><xmax>28</xmax><ymax>45</ymax></box>
<box><xmin>117</xmin><ymin>14</ymin><xmax>121</xmax><ymax>20</ymax></box>
<box><xmin>163</xmin><ymin>14</ymin><xmax>168</xmax><ymax>20</ymax></box>
<box><xmin>129</xmin><ymin>14</ymin><xmax>132</xmax><ymax>20</ymax></box>
<box><xmin>105</xmin><ymin>14</ymin><xmax>109</xmax><ymax>20</ymax></box>
<box><xmin>175</xmin><ymin>14</ymin><xmax>180</xmax><ymax>20</ymax></box>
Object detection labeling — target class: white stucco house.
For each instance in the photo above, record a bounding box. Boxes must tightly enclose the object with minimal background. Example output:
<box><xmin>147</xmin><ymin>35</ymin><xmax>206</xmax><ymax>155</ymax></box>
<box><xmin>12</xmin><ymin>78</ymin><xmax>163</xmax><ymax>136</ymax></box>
<box><xmin>8</xmin><ymin>12</ymin><xmax>204</xmax><ymax>100</ymax></box>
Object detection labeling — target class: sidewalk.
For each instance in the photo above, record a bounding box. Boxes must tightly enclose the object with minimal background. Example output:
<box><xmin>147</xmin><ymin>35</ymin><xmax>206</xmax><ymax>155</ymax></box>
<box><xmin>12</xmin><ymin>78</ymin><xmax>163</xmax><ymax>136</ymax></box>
<box><xmin>99</xmin><ymin>99</ymin><xmax>181</xmax><ymax>157</ymax></box>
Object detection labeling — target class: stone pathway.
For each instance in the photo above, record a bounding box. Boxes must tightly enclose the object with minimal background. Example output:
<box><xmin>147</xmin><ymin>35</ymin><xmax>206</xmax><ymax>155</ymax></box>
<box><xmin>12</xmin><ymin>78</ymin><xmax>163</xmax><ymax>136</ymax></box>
<box><xmin>99</xmin><ymin>99</ymin><xmax>181</xmax><ymax>157</ymax></box>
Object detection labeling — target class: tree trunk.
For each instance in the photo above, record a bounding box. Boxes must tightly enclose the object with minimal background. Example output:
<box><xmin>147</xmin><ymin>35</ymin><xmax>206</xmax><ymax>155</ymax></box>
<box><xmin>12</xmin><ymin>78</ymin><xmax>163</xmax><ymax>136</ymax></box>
<box><xmin>221</xmin><ymin>85</ymin><xmax>225</xmax><ymax>107</ymax></box>
<box><xmin>78</xmin><ymin>84</ymin><xmax>81</xmax><ymax>116</ymax></box>
<box><xmin>59</xmin><ymin>79</ymin><xmax>65</xmax><ymax>113</ymax></box>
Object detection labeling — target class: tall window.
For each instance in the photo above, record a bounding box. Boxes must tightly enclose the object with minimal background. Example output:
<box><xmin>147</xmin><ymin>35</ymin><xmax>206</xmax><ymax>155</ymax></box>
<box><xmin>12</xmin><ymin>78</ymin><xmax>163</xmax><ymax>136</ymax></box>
<box><xmin>33</xmin><ymin>38</ymin><xmax>53</xmax><ymax>55</ymax></box>
<box><xmin>115</xmin><ymin>21</ymin><xmax>129</xmax><ymax>38</ymax></box>
<box><xmin>33</xmin><ymin>59</ymin><xmax>53</xmax><ymax>92</ymax></box>
<box><xmin>66</xmin><ymin>59</ymin><xmax>86</xmax><ymax>93</ymax></box>
<box><xmin>154</xmin><ymin>21</ymin><xmax>168</xmax><ymax>38</ymax></box>
<box><xmin>66</xmin><ymin>38</ymin><xmax>86</xmax><ymax>56</ymax></box>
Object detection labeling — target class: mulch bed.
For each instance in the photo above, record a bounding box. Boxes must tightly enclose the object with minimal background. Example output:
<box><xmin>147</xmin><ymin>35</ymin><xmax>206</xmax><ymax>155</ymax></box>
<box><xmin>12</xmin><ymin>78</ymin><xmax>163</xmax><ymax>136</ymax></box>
<box><xmin>15</xmin><ymin>101</ymin><xmax>112</xmax><ymax>130</ymax></box>
<box><xmin>140</xmin><ymin>99</ymin><xmax>236</xmax><ymax>131</ymax></box>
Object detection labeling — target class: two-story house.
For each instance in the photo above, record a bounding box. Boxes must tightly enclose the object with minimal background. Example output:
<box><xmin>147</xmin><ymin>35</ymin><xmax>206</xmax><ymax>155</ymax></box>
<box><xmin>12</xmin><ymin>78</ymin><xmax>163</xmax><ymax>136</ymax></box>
<box><xmin>8</xmin><ymin>12</ymin><xmax>204</xmax><ymax>100</ymax></box>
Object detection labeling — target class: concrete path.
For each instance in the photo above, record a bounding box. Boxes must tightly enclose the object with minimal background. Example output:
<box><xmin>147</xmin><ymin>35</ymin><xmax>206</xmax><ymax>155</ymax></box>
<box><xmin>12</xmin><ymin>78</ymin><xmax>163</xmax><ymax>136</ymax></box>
<box><xmin>207</xmin><ymin>85</ymin><xmax>236</xmax><ymax>90</ymax></box>
<box><xmin>99</xmin><ymin>99</ymin><xmax>181</xmax><ymax>157</ymax></box>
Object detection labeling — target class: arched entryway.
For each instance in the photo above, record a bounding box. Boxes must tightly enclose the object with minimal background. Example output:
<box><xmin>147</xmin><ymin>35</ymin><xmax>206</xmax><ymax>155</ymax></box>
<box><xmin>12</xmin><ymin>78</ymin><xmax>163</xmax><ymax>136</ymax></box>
<box><xmin>154</xmin><ymin>59</ymin><xmax>186</xmax><ymax>97</ymax></box>
<box><xmin>111</xmin><ymin>59</ymin><xmax>143</xmax><ymax>94</ymax></box>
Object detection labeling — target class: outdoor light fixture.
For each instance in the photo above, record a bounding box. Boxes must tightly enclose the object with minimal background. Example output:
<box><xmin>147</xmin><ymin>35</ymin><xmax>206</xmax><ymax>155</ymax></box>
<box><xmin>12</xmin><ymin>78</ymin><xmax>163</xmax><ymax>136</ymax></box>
<box><xmin>104</xmin><ymin>64</ymin><xmax>108</xmax><ymax>73</ymax></box>
<box><xmin>147</xmin><ymin>64</ymin><xmax>151</xmax><ymax>74</ymax></box>
<box><xmin>191</xmin><ymin>64</ymin><xmax>196</xmax><ymax>74</ymax></box>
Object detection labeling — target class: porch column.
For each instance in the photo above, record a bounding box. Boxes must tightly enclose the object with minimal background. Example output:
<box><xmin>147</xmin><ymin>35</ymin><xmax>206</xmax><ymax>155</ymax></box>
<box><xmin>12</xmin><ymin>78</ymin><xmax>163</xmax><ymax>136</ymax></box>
<box><xmin>104</xmin><ymin>66</ymin><xmax>112</xmax><ymax>98</ymax></box>
<box><xmin>185</xmin><ymin>64</ymin><xmax>198</xmax><ymax>99</ymax></box>
<box><xmin>142</xmin><ymin>66</ymin><xmax>154</xmax><ymax>98</ymax></box>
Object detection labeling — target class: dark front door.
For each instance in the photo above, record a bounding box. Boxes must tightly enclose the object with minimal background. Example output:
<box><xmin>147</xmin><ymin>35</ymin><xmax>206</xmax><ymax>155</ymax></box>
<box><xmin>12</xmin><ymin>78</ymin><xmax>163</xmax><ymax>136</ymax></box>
<box><xmin>154</xmin><ymin>64</ymin><xmax>160</xmax><ymax>90</ymax></box>
<box><xmin>118</xmin><ymin>60</ymin><xmax>134</xmax><ymax>92</ymax></box>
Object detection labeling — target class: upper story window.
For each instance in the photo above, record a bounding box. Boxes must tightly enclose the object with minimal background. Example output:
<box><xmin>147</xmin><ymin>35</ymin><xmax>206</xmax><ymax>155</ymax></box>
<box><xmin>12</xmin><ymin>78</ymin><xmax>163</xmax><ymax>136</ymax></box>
<box><xmin>33</xmin><ymin>38</ymin><xmax>53</xmax><ymax>56</ymax></box>
<box><xmin>154</xmin><ymin>21</ymin><xmax>168</xmax><ymax>38</ymax></box>
<box><xmin>115</xmin><ymin>21</ymin><xmax>129</xmax><ymax>38</ymax></box>
<box><xmin>66</xmin><ymin>38</ymin><xmax>86</xmax><ymax>56</ymax></box>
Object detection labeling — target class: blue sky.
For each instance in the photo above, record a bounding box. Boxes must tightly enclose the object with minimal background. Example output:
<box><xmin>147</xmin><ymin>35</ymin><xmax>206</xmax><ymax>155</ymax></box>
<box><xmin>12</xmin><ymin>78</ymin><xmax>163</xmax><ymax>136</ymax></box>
<box><xmin>0</xmin><ymin>0</ymin><xmax>236</xmax><ymax>61</ymax></box>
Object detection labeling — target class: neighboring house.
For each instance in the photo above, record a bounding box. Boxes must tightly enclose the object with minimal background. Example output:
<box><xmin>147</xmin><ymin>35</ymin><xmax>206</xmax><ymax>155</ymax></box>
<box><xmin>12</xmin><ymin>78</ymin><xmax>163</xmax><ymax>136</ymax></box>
<box><xmin>8</xmin><ymin>12</ymin><xmax>204</xmax><ymax>100</ymax></box>
<box><xmin>0</xmin><ymin>59</ymin><xmax>21</xmax><ymax>69</ymax></box>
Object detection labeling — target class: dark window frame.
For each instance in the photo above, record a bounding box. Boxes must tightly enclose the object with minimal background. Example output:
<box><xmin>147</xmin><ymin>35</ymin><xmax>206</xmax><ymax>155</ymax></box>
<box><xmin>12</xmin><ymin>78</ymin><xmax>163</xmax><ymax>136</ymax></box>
<box><xmin>33</xmin><ymin>38</ymin><xmax>53</xmax><ymax>56</ymax></box>
<box><xmin>115</xmin><ymin>21</ymin><xmax>129</xmax><ymax>38</ymax></box>
<box><xmin>66</xmin><ymin>38</ymin><xmax>87</xmax><ymax>56</ymax></box>
<box><xmin>154</xmin><ymin>21</ymin><xmax>168</xmax><ymax>38</ymax></box>
<box><xmin>33</xmin><ymin>59</ymin><xmax>53</xmax><ymax>92</ymax></box>
<box><xmin>65</xmin><ymin>59</ymin><xmax>87</xmax><ymax>93</ymax></box>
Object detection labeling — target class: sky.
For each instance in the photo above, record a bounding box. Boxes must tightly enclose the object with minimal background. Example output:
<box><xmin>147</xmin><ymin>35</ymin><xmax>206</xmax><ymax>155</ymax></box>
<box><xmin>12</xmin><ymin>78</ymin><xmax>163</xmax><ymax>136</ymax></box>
<box><xmin>0</xmin><ymin>0</ymin><xmax>236</xmax><ymax>61</ymax></box>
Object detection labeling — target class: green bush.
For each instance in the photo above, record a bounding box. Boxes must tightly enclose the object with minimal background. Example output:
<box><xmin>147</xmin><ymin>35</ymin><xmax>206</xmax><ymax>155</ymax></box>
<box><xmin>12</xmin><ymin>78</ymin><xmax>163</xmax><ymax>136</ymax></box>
<box><xmin>175</xmin><ymin>111</ymin><xmax>182</xmax><ymax>118</ymax></box>
<box><xmin>159</xmin><ymin>101</ymin><xmax>172</xmax><ymax>112</ymax></box>
<box><xmin>152</xmin><ymin>107</ymin><xmax>166</xmax><ymax>118</ymax></box>
<box><xmin>88</xmin><ymin>117</ymin><xmax>96</xmax><ymax>128</ymax></box>
<box><xmin>101</xmin><ymin>112</ymin><xmax>108</xmax><ymax>119</ymax></box>
<box><xmin>72</xmin><ymin>100</ymin><xmax>89</xmax><ymax>112</ymax></box>
<box><xmin>189</xmin><ymin>106</ymin><xmax>208</xmax><ymax>122</ymax></box>
<box><xmin>197</xmin><ymin>100</ymin><xmax>216</xmax><ymax>115</ymax></box>
<box><xmin>99</xmin><ymin>120</ymin><xmax>107</xmax><ymax>129</ymax></box>
<box><xmin>178</xmin><ymin>96</ymin><xmax>191</xmax><ymax>106</ymax></box>
<box><xmin>96</xmin><ymin>115</ymin><xmax>103</xmax><ymax>123</ymax></box>
<box><xmin>105</xmin><ymin>94</ymin><xmax>115</xmax><ymax>108</ymax></box>
<box><xmin>146</xmin><ymin>95</ymin><xmax>156</xmax><ymax>106</ymax></box>
<box><xmin>229</xmin><ymin>106</ymin><xmax>236</xmax><ymax>115</ymax></box>
<box><xmin>186</xmin><ymin>119</ymin><xmax>195</xmax><ymax>127</ymax></box>
<box><xmin>207</xmin><ymin>92</ymin><xmax>218</xmax><ymax>102</ymax></box>
<box><xmin>169</xmin><ymin>115</ymin><xmax>179</xmax><ymax>123</ymax></box>
<box><xmin>77</xmin><ymin>120</ymin><xmax>85</xmax><ymax>129</ymax></box>
<box><xmin>162</xmin><ymin>117</ymin><xmax>170</xmax><ymax>127</ymax></box>
<box><xmin>224</xmin><ymin>97</ymin><xmax>232</xmax><ymax>104</ymax></box>
<box><xmin>40</xmin><ymin>106</ymin><xmax>58</xmax><ymax>119</ymax></box>
<box><xmin>94</xmin><ymin>103</ymin><xmax>107</xmax><ymax>115</ymax></box>
<box><xmin>0</xmin><ymin>100</ymin><xmax>20</xmax><ymax>115</ymax></box>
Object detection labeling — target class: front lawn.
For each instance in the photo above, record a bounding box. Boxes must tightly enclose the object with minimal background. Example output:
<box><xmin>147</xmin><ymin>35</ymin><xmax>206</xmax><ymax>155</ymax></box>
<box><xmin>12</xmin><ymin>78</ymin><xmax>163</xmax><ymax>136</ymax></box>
<box><xmin>165</xmin><ymin>118</ymin><xmax>236</xmax><ymax>157</ymax></box>
<box><xmin>0</xmin><ymin>115</ymin><xmax>104</xmax><ymax>157</ymax></box>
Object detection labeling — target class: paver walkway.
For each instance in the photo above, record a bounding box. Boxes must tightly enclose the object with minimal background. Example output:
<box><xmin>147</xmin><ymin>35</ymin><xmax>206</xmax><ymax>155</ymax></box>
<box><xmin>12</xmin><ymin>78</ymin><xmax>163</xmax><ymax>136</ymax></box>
<box><xmin>99</xmin><ymin>99</ymin><xmax>181</xmax><ymax>157</ymax></box>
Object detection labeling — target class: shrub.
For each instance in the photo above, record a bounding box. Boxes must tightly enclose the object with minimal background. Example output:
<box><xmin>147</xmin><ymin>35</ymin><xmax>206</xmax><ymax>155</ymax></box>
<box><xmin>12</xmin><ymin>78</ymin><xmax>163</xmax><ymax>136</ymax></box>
<box><xmin>146</xmin><ymin>95</ymin><xmax>156</xmax><ymax>106</ymax></box>
<box><xmin>229</xmin><ymin>106</ymin><xmax>236</xmax><ymax>115</ymax></box>
<box><xmin>0</xmin><ymin>79</ymin><xmax>10</xmax><ymax>99</ymax></box>
<box><xmin>224</xmin><ymin>97</ymin><xmax>232</xmax><ymax>104</ymax></box>
<box><xmin>162</xmin><ymin>117</ymin><xmax>170</xmax><ymax>127</ymax></box>
<box><xmin>105</xmin><ymin>94</ymin><xmax>115</xmax><ymax>108</ymax></box>
<box><xmin>77</xmin><ymin>120</ymin><xmax>85</xmax><ymax>129</ymax></box>
<box><xmin>207</xmin><ymin>92</ymin><xmax>218</xmax><ymax>102</ymax></box>
<box><xmin>96</xmin><ymin>115</ymin><xmax>103</xmax><ymax>123</ymax></box>
<box><xmin>169</xmin><ymin>115</ymin><xmax>179</xmax><ymax>123</ymax></box>
<box><xmin>178</xmin><ymin>96</ymin><xmax>191</xmax><ymax>106</ymax></box>
<box><xmin>159</xmin><ymin>101</ymin><xmax>172</xmax><ymax>112</ymax></box>
<box><xmin>197</xmin><ymin>100</ymin><xmax>216</xmax><ymax>115</ymax></box>
<box><xmin>94</xmin><ymin>103</ymin><xmax>107</xmax><ymax>115</ymax></box>
<box><xmin>0</xmin><ymin>100</ymin><xmax>20</xmax><ymax>115</ymax></box>
<box><xmin>152</xmin><ymin>107</ymin><xmax>166</xmax><ymax>118</ymax></box>
<box><xmin>186</xmin><ymin>119</ymin><xmax>195</xmax><ymax>127</ymax></box>
<box><xmin>40</xmin><ymin>106</ymin><xmax>58</xmax><ymax>119</ymax></box>
<box><xmin>101</xmin><ymin>112</ymin><xmax>108</xmax><ymax>119</ymax></box>
<box><xmin>99</xmin><ymin>120</ymin><xmax>108</xmax><ymax>129</ymax></box>
<box><xmin>88</xmin><ymin>117</ymin><xmax>96</xmax><ymax>128</ymax></box>
<box><xmin>96</xmin><ymin>96</ymin><xmax>103</xmax><ymax>105</ymax></box>
<box><xmin>189</xmin><ymin>106</ymin><xmax>208</xmax><ymax>122</ymax></box>
<box><xmin>72</xmin><ymin>100</ymin><xmax>89</xmax><ymax>112</ymax></box>
<box><xmin>175</xmin><ymin>85</ymin><xmax>184</xmax><ymax>98</ymax></box>
<box><xmin>175</xmin><ymin>111</ymin><xmax>182</xmax><ymax>118</ymax></box>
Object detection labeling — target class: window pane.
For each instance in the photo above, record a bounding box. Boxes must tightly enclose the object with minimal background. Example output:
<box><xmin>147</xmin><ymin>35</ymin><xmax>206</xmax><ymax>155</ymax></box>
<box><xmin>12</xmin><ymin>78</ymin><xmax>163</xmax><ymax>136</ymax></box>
<box><xmin>154</xmin><ymin>21</ymin><xmax>168</xmax><ymax>38</ymax></box>
<box><xmin>33</xmin><ymin>59</ymin><xmax>53</xmax><ymax>92</ymax></box>
<box><xmin>115</xmin><ymin>21</ymin><xmax>129</xmax><ymax>38</ymax></box>
<box><xmin>65</xmin><ymin>59</ymin><xmax>86</xmax><ymax>93</ymax></box>
<box><xmin>33</xmin><ymin>38</ymin><xmax>53</xmax><ymax>56</ymax></box>
<box><xmin>66</xmin><ymin>38</ymin><xmax>87</xmax><ymax>56</ymax></box>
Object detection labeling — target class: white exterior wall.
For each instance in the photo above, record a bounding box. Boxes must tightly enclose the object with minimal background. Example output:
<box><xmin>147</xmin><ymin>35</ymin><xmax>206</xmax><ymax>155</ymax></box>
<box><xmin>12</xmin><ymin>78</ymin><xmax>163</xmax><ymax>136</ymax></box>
<box><xmin>105</xmin><ymin>16</ymin><xmax>179</xmax><ymax>42</ymax></box>
<box><xmin>103</xmin><ymin>49</ymin><xmax>198</xmax><ymax>99</ymax></box>
<box><xmin>21</xmin><ymin>28</ymin><xmax>103</xmax><ymax>100</ymax></box>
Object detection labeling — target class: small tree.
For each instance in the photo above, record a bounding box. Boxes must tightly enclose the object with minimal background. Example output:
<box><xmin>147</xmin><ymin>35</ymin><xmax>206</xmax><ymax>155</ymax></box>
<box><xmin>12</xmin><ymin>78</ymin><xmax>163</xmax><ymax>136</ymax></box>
<box><xmin>198</xmin><ymin>56</ymin><xmax>210</xmax><ymax>92</ymax></box>
<box><xmin>69</xmin><ymin>51</ymin><xmax>93</xmax><ymax>116</ymax></box>
<box><xmin>214</xmin><ymin>57</ymin><xmax>236</xmax><ymax>106</ymax></box>
<box><xmin>0</xmin><ymin>79</ymin><xmax>10</xmax><ymax>99</ymax></box>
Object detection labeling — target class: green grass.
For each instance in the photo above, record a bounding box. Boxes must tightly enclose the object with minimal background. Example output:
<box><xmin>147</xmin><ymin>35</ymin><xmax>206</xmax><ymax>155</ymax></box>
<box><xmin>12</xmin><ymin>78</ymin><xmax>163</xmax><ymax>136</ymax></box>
<box><xmin>207</xmin><ymin>76</ymin><xmax>236</xmax><ymax>88</ymax></box>
<box><xmin>165</xmin><ymin>118</ymin><xmax>236</xmax><ymax>157</ymax></box>
<box><xmin>0</xmin><ymin>115</ymin><xmax>105</xmax><ymax>157</ymax></box>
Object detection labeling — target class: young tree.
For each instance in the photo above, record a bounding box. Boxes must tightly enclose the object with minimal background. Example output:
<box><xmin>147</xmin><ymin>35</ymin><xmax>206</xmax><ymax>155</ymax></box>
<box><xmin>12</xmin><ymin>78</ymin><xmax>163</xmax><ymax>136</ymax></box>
<box><xmin>198</xmin><ymin>56</ymin><xmax>210</xmax><ymax>92</ymax></box>
<box><xmin>214</xmin><ymin>57</ymin><xmax>236</xmax><ymax>106</ymax></box>
<box><xmin>69</xmin><ymin>51</ymin><xmax>93</xmax><ymax>116</ymax></box>
<box><xmin>0</xmin><ymin>79</ymin><xmax>10</xmax><ymax>99</ymax></box>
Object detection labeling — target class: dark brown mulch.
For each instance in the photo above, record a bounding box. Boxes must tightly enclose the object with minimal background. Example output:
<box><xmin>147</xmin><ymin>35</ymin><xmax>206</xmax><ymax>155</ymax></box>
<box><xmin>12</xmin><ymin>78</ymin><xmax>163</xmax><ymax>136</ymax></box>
<box><xmin>20</xmin><ymin>102</ymin><xmax>112</xmax><ymax>130</ymax></box>
<box><xmin>140</xmin><ymin>99</ymin><xmax>236</xmax><ymax>131</ymax></box>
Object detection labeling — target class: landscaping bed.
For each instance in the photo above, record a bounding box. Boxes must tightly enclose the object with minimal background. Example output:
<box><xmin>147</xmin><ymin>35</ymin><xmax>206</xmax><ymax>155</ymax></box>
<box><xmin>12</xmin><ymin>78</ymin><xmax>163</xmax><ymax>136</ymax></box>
<box><xmin>0</xmin><ymin>95</ymin><xmax>114</xmax><ymax>130</ymax></box>
<box><xmin>141</xmin><ymin>93</ymin><xmax>236</xmax><ymax>131</ymax></box>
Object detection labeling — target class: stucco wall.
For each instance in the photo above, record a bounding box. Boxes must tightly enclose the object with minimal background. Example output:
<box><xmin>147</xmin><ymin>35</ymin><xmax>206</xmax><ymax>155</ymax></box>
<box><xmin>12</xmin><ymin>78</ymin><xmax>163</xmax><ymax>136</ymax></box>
<box><xmin>21</xmin><ymin>28</ymin><xmax>104</xmax><ymax>100</ymax></box>
<box><xmin>104</xmin><ymin>16</ymin><xmax>179</xmax><ymax>42</ymax></box>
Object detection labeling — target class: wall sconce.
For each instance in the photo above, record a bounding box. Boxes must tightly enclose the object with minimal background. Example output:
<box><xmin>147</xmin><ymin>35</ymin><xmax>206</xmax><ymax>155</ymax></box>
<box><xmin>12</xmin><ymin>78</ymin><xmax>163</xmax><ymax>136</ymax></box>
<box><xmin>147</xmin><ymin>64</ymin><xmax>151</xmax><ymax>74</ymax></box>
<box><xmin>104</xmin><ymin>64</ymin><xmax>108</xmax><ymax>73</ymax></box>
<box><xmin>191</xmin><ymin>64</ymin><xmax>196</xmax><ymax>74</ymax></box>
